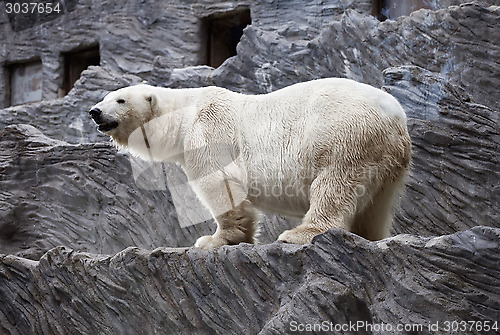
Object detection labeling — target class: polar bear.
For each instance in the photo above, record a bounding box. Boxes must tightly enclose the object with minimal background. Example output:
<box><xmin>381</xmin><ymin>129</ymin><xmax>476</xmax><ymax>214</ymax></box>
<box><xmin>89</xmin><ymin>79</ymin><xmax>411</xmax><ymax>249</ymax></box>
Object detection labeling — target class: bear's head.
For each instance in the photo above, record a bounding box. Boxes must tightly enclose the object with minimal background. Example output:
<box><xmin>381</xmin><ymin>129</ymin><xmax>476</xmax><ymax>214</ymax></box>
<box><xmin>89</xmin><ymin>84</ymin><xmax>158</xmax><ymax>147</ymax></box>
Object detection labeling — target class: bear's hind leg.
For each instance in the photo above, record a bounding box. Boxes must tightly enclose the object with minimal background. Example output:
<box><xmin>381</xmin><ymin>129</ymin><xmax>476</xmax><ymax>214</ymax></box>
<box><xmin>350</xmin><ymin>171</ymin><xmax>407</xmax><ymax>241</ymax></box>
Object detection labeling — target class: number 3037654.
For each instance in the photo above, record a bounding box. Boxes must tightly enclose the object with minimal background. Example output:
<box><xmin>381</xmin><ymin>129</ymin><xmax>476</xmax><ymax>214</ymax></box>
<box><xmin>5</xmin><ymin>2</ymin><xmax>62</xmax><ymax>14</ymax></box>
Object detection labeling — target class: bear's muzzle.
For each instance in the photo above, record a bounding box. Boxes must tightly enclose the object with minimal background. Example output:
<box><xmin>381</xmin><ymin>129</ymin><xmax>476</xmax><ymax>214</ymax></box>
<box><xmin>89</xmin><ymin>108</ymin><xmax>119</xmax><ymax>132</ymax></box>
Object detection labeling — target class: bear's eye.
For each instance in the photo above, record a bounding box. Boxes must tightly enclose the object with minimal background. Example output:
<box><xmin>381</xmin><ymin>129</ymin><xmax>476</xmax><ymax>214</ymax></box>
<box><xmin>116</xmin><ymin>99</ymin><xmax>125</xmax><ymax>104</ymax></box>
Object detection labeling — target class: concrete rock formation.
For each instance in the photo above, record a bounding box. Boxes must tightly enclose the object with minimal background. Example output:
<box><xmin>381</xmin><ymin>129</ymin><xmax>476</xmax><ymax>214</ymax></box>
<box><xmin>0</xmin><ymin>0</ymin><xmax>499</xmax><ymax>334</ymax></box>
<box><xmin>384</xmin><ymin>65</ymin><xmax>499</xmax><ymax>236</ymax></box>
<box><xmin>1</xmin><ymin>227</ymin><xmax>499</xmax><ymax>334</ymax></box>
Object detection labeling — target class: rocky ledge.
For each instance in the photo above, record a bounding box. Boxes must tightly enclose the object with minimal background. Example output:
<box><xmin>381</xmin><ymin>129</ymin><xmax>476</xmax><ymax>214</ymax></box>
<box><xmin>1</xmin><ymin>227</ymin><xmax>499</xmax><ymax>334</ymax></box>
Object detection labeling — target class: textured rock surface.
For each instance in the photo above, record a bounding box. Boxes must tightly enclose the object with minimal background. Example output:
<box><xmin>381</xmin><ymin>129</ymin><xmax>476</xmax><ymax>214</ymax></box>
<box><xmin>383</xmin><ymin>65</ymin><xmax>499</xmax><ymax>236</ymax></box>
<box><xmin>196</xmin><ymin>2</ymin><xmax>500</xmax><ymax>111</ymax></box>
<box><xmin>0</xmin><ymin>0</ymin><xmax>376</xmax><ymax>109</ymax></box>
<box><xmin>1</xmin><ymin>227</ymin><xmax>499</xmax><ymax>334</ymax></box>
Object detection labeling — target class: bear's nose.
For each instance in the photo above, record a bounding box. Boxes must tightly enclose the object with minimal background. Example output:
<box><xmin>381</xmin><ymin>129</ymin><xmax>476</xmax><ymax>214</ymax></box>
<box><xmin>89</xmin><ymin>108</ymin><xmax>102</xmax><ymax>121</ymax></box>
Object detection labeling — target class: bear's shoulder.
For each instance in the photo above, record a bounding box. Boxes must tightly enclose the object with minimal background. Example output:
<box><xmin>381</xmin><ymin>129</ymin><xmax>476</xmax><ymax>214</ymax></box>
<box><xmin>194</xmin><ymin>87</ymin><xmax>240</xmax><ymax>119</ymax></box>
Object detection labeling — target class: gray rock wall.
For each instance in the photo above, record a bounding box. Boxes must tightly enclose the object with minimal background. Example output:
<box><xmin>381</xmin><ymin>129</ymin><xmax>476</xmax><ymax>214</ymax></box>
<box><xmin>0</xmin><ymin>0</ymin><xmax>377</xmax><ymax>109</ymax></box>
<box><xmin>208</xmin><ymin>3</ymin><xmax>499</xmax><ymax>111</ymax></box>
<box><xmin>1</xmin><ymin>227</ymin><xmax>499</xmax><ymax>334</ymax></box>
<box><xmin>384</xmin><ymin>65</ymin><xmax>499</xmax><ymax>236</ymax></box>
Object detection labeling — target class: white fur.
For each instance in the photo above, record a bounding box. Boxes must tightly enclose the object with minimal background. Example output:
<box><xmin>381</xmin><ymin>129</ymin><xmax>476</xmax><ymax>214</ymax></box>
<box><xmin>91</xmin><ymin>78</ymin><xmax>412</xmax><ymax>249</ymax></box>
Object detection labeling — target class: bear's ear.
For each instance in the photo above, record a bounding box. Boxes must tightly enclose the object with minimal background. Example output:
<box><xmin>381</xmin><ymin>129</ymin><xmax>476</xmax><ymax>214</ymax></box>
<box><xmin>145</xmin><ymin>92</ymin><xmax>158</xmax><ymax>115</ymax></box>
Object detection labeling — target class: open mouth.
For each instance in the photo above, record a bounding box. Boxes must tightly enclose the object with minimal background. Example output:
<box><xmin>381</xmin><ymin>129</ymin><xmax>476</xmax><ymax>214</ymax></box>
<box><xmin>97</xmin><ymin>121</ymin><xmax>119</xmax><ymax>132</ymax></box>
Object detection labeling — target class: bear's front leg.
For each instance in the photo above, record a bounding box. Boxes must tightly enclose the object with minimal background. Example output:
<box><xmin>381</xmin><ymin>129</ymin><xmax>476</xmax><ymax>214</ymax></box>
<box><xmin>189</xmin><ymin>165</ymin><xmax>258</xmax><ymax>249</ymax></box>
<box><xmin>195</xmin><ymin>199</ymin><xmax>259</xmax><ymax>249</ymax></box>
